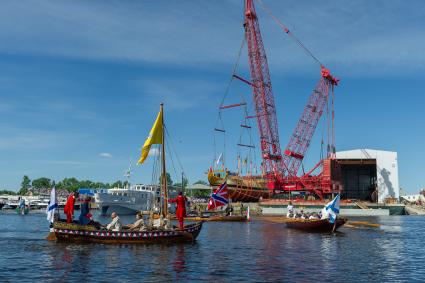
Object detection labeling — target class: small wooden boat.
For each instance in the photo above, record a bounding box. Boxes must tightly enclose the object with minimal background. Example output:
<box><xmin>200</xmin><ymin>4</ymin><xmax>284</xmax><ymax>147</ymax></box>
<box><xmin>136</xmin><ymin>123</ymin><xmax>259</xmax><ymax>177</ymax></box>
<box><xmin>284</xmin><ymin>217</ymin><xmax>346</xmax><ymax>233</ymax></box>
<box><xmin>52</xmin><ymin>220</ymin><xmax>203</xmax><ymax>244</ymax></box>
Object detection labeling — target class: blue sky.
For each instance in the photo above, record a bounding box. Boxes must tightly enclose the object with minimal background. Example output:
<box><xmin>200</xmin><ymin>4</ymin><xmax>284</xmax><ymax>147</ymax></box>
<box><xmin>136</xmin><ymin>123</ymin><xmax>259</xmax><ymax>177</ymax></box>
<box><xmin>0</xmin><ymin>0</ymin><xmax>424</xmax><ymax>193</ymax></box>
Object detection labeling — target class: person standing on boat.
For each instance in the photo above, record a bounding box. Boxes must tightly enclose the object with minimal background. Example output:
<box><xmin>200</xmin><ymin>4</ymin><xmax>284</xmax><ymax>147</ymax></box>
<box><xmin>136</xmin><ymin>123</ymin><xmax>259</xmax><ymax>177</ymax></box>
<box><xmin>79</xmin><ymin>196</ymin><xmax>91</xmax><ymax>225</ymax></box>
<box><xmin>18</xmin><ymin>197</ymin><xmax>26</xmax><ymax>214</ymax></box>
<box><xmin>169</xmin><ymin>191</ymin><xmax>187</xmax><ymax>230</ymax></box>
<box><xmin>286</xmin><ymin>201</ymin><xmax>294</xmax><ymax>217</ymax></box>
<box><xmin>64</xmin><ymin>192</ymin><xmax>77</xmax><ymax>223</ymax></box>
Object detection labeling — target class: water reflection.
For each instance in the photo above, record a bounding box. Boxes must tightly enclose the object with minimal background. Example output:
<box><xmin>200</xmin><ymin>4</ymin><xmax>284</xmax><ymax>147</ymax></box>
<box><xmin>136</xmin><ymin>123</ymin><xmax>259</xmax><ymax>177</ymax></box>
<box><xmin>173</xmin><ymin>245</ymin><xmax>186</xmax><ymax>275</ymax></box>
<box><xmin>1</xmin><ymin>213</ymin><xmax>424</xmax><ymax>282</ymax></box>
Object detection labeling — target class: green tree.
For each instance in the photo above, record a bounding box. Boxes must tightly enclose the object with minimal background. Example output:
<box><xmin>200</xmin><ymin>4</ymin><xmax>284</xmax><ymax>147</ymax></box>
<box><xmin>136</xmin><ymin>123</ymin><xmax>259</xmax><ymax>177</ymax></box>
<box><xmin>31</xmin><ymin>177</ymin><xmax>52</xmax><ymax>189</ymax></box>
<box><xmin>111</xmin><ymin>180</ymin><xmax>124</xmax><ymax>188</ymax></box>
<box><xmin>0</xmin><ymin>190</ymin><xmax>16</xmax><ymax>195</ymax></box>
<box><xmin>21</xmin><ymin>175</ymin><xmax>31</xmax><ymax>190</ymax></box>
<box><xmin>57</xmin><ymin>177</ymin><xmax>80</xmax><ymax>192</ymax></box>
<box><xmin>159</xmin><ymin>173</ymin><xmax>173</xmax><ymax>186</ymax></box>
<box><xmin>174</xmin><ymin>176</ymin><xmax>188</xmax><ymax>190</ymax></box>
<box><xmin>18</xmin><ymin>175</ymin><xmax>31</xmax><ymax>195</ymax></box>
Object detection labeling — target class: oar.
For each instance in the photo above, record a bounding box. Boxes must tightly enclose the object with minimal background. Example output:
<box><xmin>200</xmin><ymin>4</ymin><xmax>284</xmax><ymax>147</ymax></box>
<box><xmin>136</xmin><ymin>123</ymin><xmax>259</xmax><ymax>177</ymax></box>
<box><xmin>46</xmin><ymin>231</ymin><xmax>57</xmax><ymax>241</ymax></box>
<box><xmin>346</xmin><ymin>221</ymin><xmax>380</xmax><ymax>228</ymax></box>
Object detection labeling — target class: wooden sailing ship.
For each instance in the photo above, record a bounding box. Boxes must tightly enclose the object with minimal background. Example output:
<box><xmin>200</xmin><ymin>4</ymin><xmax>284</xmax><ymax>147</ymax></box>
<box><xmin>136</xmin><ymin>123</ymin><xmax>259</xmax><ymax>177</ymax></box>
<box><xmin>51</xmin><ymin>104</ymin><xmax>203</xmax><ymax>244</ymax></box>
<box><xmin>208</xmin><ymin>169</ymin><xmax>271</xmax><ymax>202</ymax></box>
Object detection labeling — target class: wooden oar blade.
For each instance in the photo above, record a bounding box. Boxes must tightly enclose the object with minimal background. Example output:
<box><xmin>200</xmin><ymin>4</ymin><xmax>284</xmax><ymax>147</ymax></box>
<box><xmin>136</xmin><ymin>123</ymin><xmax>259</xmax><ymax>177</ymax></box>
<box><xmin>46</xmin><ymin>232</ymin><xmax>57</xmax><ymax>241</ymax></box>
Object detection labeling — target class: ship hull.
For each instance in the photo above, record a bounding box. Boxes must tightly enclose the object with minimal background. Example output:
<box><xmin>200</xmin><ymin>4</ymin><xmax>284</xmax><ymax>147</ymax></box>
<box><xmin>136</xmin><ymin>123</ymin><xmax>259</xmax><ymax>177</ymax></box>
<box><xmin>285</xmin><ymin>218</ymin><xmax>346</xmax><ymax>233</ymax></box>
<box><xmin>52</xmin><ymin>221</ymin><xmax>203</xmax><ymax>244</ymax></box>
<box><xmin>208</xmin><ymin>170</ymin><xmax>271</xmax><ymax>202</ymax></box>
<box><xmin>227</xmin><ymin>186</ymin><xmax>271</xmax><ymax>202</ymax></box>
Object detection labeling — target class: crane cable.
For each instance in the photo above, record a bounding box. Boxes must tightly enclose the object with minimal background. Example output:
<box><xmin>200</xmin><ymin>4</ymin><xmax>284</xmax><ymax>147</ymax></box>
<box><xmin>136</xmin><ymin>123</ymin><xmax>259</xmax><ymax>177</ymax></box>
<box><xmin>219</xmin><ymin>36</ymin><xmax>246</xmax><ymax>108</ymax></box>
<box><xmin>255</xmin><ymin>0</ymin><xmax>323</xmax><ymax>67</ymax></box>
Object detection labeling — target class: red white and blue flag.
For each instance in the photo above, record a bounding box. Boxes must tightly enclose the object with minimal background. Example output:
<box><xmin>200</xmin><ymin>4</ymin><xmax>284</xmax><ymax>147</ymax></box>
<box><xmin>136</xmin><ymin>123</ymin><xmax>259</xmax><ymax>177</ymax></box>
<box><xmin>207</xmin><ymin>181</ymin><xmax>229</xmax><ymax>210</ymax></box>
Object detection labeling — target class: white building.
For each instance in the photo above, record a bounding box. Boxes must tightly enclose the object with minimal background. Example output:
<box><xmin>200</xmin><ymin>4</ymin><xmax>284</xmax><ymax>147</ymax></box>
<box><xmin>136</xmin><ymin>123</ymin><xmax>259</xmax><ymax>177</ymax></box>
<box><xmin>336</xmin><ymin>149</ymin><xmax>399</xmax><ymax>203</ymax></box>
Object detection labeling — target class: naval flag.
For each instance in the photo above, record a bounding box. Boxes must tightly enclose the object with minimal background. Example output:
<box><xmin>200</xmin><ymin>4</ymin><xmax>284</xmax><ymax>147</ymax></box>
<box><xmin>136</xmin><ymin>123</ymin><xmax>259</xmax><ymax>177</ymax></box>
<box><xmin>207</xmin><ymin>181</ymin><xmax>229</xmax><ymax>210</ymax></box>
<box><xmin>321</xmin><ymin>194</ymin><xmax>340</xmax><ymax>223</ymax></box>
<box><xmin>46</xmin><ymin>187</ymin><xmax>58</xmax><ymax>223</ymax></box>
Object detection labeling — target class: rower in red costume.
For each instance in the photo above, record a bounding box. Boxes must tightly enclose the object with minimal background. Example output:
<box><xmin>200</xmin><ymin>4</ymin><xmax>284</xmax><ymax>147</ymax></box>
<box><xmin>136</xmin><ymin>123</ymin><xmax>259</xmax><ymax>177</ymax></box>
<box><xmin>169</xmin><ymin>191</ymin><xmax>187</xmax><ymax>229</ymax></box>
<box><xmin>64</xmin><ymin>192</ymin><xmax>77</xmax><ymax>223</ymax></box>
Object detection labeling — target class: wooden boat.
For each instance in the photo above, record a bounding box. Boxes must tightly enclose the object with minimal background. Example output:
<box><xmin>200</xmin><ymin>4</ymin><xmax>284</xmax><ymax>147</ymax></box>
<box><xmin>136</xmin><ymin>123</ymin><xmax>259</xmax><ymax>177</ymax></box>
<box><xmin>49</xmin><ymin>103</ymin><xmax>204</xmax><ymax>244</ymax></box>
<box><xmin>284</xmin><ymin>217</ymin><xmax>346</xmax><ymax>233</ymax></box>
<box><xmin>208</xmin><ymin>169</ymin><xmax>271</xmax><ymax>202</ymax></box>
<box><xmin>52</xmin><ymin>220</ymin><xmax>203</xmax><ymax>244</ymax></box>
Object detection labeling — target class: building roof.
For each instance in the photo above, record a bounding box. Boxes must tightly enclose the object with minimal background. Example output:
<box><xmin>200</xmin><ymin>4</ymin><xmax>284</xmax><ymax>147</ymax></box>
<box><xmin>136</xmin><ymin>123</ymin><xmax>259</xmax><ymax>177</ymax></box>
<box><xmin>336</xmin><ymin>148</ymin><xmax>397</xmax><ymax>159</ymax></box>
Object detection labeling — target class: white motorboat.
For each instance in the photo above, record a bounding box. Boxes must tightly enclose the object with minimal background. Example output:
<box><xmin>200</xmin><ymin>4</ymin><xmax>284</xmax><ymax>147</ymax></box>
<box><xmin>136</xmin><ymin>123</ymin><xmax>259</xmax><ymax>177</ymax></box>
<box><xmin>94</xmin><ymin>184</ymin><xmax>160</xmax><ymax>215</ymax></box>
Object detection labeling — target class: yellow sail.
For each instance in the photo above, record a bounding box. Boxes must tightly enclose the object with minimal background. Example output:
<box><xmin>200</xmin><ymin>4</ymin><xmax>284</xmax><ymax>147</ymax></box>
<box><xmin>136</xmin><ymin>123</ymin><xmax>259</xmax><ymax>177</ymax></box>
<box><xmin>137</xmin><ymin>107</ymin><xmax>163</xmax><ymax>164</ymax></box>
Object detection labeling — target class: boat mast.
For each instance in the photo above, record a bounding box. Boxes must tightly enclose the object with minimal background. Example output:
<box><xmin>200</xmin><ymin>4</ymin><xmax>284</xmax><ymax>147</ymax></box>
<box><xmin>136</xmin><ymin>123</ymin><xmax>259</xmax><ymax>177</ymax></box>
<box><xmin>160</xmin><ymin>103</ymin><xmax>168</xmax><ymax>218</ymax></box>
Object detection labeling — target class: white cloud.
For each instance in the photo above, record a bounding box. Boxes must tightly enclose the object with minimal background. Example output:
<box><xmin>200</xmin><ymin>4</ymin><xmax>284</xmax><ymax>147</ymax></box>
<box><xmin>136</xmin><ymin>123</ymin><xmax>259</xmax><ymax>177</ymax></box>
<box><xmin>99</xmin><ymin>152</ymin><xmax>113</xmax><ymax>158</ymax></box>
<box><xmin>0</xmin><ymin>1</ymin><xmax>423</xmax><ymax>77</ymax></box>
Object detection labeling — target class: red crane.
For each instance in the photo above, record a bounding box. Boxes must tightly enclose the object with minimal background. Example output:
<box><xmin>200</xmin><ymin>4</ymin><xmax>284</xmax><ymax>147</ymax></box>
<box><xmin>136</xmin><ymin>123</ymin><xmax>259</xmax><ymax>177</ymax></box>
<box><xmin>243</xmin><ymin>0</ymin><xmax>341</xmax><ymax>198</ymax></box>
<box><xmin>243</xmin><ymin>0</ymin><xmax>284</xmax><ymax>184</ymax></box>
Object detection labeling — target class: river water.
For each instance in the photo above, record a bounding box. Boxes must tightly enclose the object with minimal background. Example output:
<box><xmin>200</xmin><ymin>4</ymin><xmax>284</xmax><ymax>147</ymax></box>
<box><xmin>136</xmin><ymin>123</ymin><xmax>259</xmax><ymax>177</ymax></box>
<box><xmin>0</xmin><ymin>211</ymin><xmax>424</xmax><ymax>282</ymax></box>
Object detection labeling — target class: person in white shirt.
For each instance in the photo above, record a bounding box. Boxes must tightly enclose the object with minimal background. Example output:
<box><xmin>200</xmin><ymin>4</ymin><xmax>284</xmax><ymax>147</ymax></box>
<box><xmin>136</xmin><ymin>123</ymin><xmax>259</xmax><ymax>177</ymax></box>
<box><xmin>286</xmin><ymin>201</ymin><xmax>294</xmax><ymax>217</ymax></box>
<box><xmin>106</xmin><ymin>212</ymin><xmax>122</xmax><ymax>231</ymax></box>
<box><xmin>124</xmin><ymin>212</ymin><xmax>145</xmax><ymax>231</ymax></box>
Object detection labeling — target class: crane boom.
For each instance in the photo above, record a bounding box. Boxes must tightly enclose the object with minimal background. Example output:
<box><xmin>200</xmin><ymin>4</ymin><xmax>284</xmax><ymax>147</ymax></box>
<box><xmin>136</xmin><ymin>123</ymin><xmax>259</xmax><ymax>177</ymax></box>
<box><xmin>283</xmin><ymin>67</ymin><xmax>338</xmax><ymax>176</ymax></box>
<box><xmin>244</xmin><ymin>0</ymin><xmax>283</xmax><ymax>178</ymax></box>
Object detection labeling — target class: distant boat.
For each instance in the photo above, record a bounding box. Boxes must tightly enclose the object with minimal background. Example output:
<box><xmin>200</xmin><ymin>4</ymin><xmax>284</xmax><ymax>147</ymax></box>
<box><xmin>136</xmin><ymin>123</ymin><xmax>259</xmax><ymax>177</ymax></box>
<box><xmin>285</xmin><ymin>194</ymin><xmax>346</xmax><ymax>232</ymax></box>
<box><xmin>94</xmin><ymin>184</ymin><xmax>160</xmax><ymax>215</ymax></box>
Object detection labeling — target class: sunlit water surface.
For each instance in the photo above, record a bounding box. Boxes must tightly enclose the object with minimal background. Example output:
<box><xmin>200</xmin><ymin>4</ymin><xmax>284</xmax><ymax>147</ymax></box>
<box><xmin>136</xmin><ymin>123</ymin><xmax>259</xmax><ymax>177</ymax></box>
<box><xmin>0</xmin><ymin>212</ymin><xmax>424</xmax><ymax>282</ymax></box>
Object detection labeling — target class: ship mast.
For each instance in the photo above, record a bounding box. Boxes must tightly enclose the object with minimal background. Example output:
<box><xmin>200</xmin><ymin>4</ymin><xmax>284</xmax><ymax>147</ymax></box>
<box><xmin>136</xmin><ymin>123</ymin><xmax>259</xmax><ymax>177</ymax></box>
<box><xmin>160</xmin><ymin>103</ymin><xmax>168</xmax><ymax>218</ymax></box>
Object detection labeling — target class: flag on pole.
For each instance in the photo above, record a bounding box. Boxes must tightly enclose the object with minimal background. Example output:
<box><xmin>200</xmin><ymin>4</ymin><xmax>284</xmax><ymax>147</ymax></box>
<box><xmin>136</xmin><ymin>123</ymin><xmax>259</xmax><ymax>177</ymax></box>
<box><xmin>321</xmin><ymin>194</ymin><xmax>340</xmax><ymax>223</ymax></box>
<box><xmin>137</xmin><ymin>107</ymin><xmax>163</xmax><ymax>164</ymax></box>
<box><xmin>46</xmin><ymin>187</ymin><xmax>58</xmax><ymax>223</ymax></box>
<box><xmin>207</xmin><ymin>182</ymin><xmax>229</xmax><ymax>210</ymax></box>
<box><xmin>124</xmin><ymin>160</ymin><xmax>132</xmax><ymax>178</ymax></box>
